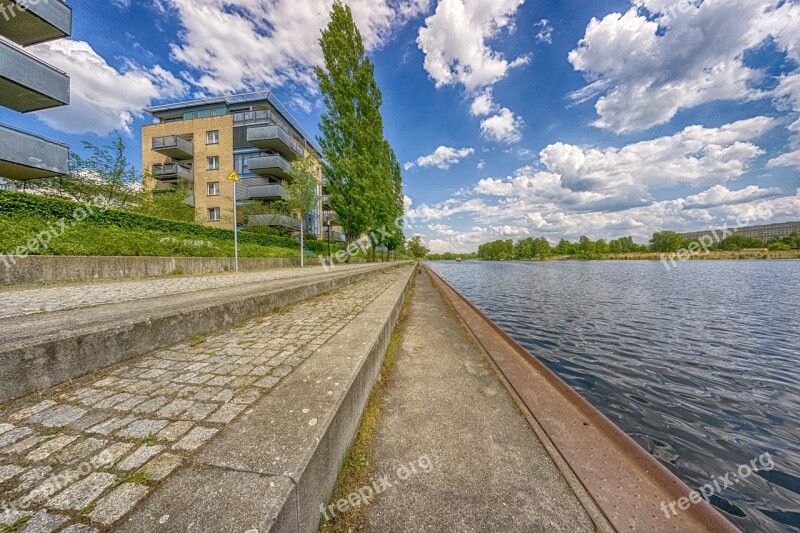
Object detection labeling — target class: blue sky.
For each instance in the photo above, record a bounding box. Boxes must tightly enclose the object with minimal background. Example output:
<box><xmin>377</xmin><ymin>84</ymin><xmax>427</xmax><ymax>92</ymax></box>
<box><xmin>2</xmin><ymin>0</ymin><xmax>799</xmax><ymax>252</ymax></box>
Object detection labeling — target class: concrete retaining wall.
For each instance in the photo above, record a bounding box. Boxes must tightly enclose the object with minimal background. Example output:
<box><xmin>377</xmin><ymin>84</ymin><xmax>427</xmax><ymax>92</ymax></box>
<box><xmin>0</xmin><ymin>255</ymin><xmax>312</xmax><ymax>286</ymax></box>
<box><xmin>0</xmin><ymin>264</ymin><xmax>399</xmax><ymax>403</ymax></box>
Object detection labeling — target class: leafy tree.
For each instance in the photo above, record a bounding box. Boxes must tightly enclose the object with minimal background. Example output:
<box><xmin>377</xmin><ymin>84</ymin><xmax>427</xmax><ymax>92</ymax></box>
<box><xmin>407</xmin><ymin>236</ymin><xmax>429</xmax><ymax>260</ymax></box>
<box><xmin>595</xmin><ymin>238</ymin><xmax>610</xmax><ymax>254</ymax></box>
<box><xmin>650</xmin><ymin>230</ymin><xmax>686</xmax><ymax>253</ymax></box>
<box><xmin>281</xmin><ymin>155</ymin><xmax>320</xmax><ymax>266</ymax></box>
<box><xmin>317</xmin><ymin>1</ymin><xmax>392</xmax><ymax>250</ymax></box>
<box><xmin>716</xmin><ymin>234</ymin><xmax>765</xmax><ymax>251</ymax></box>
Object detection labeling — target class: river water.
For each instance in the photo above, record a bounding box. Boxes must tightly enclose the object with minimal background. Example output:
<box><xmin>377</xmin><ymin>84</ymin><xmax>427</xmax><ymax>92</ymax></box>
<box><xmin>427</xmin><ymin>260</ymin><xmax>800</xmax><ymax>532</ymax></box>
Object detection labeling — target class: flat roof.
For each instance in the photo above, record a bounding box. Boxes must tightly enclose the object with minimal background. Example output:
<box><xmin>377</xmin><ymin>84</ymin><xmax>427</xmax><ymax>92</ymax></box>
<box><xmin>144</xmin><ymin>90</ymin><xmax>321</xmax><ymax>154</ymax></box>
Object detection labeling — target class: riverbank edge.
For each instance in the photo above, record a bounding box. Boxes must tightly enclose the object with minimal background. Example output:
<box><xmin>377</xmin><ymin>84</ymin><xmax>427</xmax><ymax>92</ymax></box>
<box><xmin>424</xmin><ymin>264</ymin><xmax>739</xmax><ymax>533</ymax></box>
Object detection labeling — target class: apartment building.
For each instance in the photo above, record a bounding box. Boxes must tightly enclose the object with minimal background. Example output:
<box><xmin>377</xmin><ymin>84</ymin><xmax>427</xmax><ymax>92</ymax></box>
<box><xmin>0</xmin><ymin>0</ymin><xmax>71</xmax><ymax>181</ymax></box>
<box><xmin>681</xmin><ymin>221</ymin><xmax>800</xmax><ymax>243</ymax></box>
<box><xmin>142</xmin><ymin>91</ymin><xmax>345</xmax><ymax>241</ymax></box>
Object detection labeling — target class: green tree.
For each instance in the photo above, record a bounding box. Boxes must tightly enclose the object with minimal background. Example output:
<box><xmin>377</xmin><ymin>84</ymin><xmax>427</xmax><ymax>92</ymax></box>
<box><xmin>407</xmin><ymin>236</ymin><xmax>429</xmax><ymax>260</ymax></box>
<box><xmin>650</xmin><ymin>231</ymin><xmax>686</xmax><ymax>253</ymax></box>
<box><xmin>281</xmin><ymin>155</ymin><xmax>319</xmax><ymax>266</ymax></box>
<box><xmin>317</xmin><ymin>1</ymin><xmax>391</xmax><ymax>250</ymax></box>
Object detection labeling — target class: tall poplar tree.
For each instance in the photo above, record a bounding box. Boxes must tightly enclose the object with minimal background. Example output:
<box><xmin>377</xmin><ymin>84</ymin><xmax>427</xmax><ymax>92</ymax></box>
<box><xmin>316</xmin><ymin>1</ymin><xmax>403</xmax><ymax>256</ymax></box>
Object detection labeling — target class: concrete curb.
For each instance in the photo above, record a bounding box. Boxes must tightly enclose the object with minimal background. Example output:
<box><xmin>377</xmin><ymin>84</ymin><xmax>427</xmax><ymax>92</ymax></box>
<box><xmin>114</xmin><ymin>265</ymin><xmax>415</xmax><ymax>533</ymax></box>
<box><xmin>0</xmin><ymin>263</ymin><xmax>404</xmax><ymax>403</ymax></box>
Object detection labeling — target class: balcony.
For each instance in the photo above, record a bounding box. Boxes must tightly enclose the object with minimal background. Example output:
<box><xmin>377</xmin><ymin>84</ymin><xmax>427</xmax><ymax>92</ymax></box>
<box><xmin>152</xmin><ymin>163</ymin><xmax>193</xmax><ymax>182</ymax></box>
<box><xmin>0</xmin><ymin>39</ymin><xmax>69</xmax><ymax>112</ymax></box>
<box><xmin>246</xmin><ymin>125</ymin><xmax>304</xmax><ymax>161</ymax></box>
<box><xmin>152</xmin><ymin>135</ymin><xmax>193</xmax><ymax>160</ymax></box>
<box><xmin>247</xmin><ymin>154</ymin><xmax>292</xmax><ymax>180</ymax></box>
<box><xmin>247</xmin><ymin>213</ymin><xmax>300</xmax><ymax>230</ymax></box>
<box><xmin>324</xmin><ymin>228</ymin><xmax>347</xmax><ymax>243</ymax></box>
<box><xmin>323</xmin><ymin>210</ymin><xmax>337</xmax><ymax>223</ymax></box>
<box><xmin>0</xmin><ymin>0</ymin><xmax>72</xmax><ymax>46</ymax></box>
<box><xmin>322</xmin><ymin>194</ymin><xmax>331</xmax><ymax>208</ymax></box>
<box><xmin>0</xmin><ymin>123</ymin><xmax>68</xmax><ymax>180</ymax></box>
<box><xmin>247</xmin><ymin>183</ymin><xmax>288</xmax><ymax>200</ymax></box>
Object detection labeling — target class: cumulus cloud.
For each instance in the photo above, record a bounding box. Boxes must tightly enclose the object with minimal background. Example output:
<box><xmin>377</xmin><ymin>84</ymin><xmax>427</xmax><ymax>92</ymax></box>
<box><xmin>416</xmin><ymin>0</ymin><xmax>528</xmax><ymax>92</ymax></box>
<box><xmin>470</xmin><ymin>88</ymin><xmax>497</xmax><ymax>116</ymax></box>
<box><xmin>408</xmin><ymin>117</ymin><xmax>795</xmax><ymax>249</ymax></box>
<box><xmin>568</xmin><ymin>0</ymin><xmax>800</xmax><ymax>132</ymax></box>
<box><xmin>406</xmin><ymin>146</ymin><xmax>475</xmax><ymax>170</ymax></box>
<box><xmin>767</xmin><ymin>149</ymin><xmax>800</xmax><ymax>168</ymax></box>
<box><xmin>30</xmin><ymin>40</ymin><xmax>186</xmax><ymax>135</ymax></box>
<box><xmin>480</xmin><ymin>108</ymin><xmax>524</xmax><ymax>143</ymax></box>
<box><xmin>161</xmin><ymin>0</ymin><xmax>432</xmax><ymax>94</ymax></box>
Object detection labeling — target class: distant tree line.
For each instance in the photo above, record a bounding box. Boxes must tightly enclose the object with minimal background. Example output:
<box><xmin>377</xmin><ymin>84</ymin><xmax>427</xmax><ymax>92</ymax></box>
<box><xmin>467</xmin><ymin>231</ymin><xmax>800</xmax><ymax>261</ymax></box>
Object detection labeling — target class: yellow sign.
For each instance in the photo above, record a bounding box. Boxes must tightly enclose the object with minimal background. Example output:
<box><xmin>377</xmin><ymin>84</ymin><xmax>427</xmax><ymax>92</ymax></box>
<box><xmin>227</xmin><ymin>170</ymin><xmax>240</xmax><ymax>182</ymax></box>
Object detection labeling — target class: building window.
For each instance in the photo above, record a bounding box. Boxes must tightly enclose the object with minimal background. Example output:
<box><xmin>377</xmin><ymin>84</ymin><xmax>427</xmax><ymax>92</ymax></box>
<box><xmin>207</xmin><ymin>182</ymin><xmax>220</xmax><ymax>196</ymax></box>
<box><xmin>207</xmin><ymin>156</ymin><xmax>219</xmax><ymax>170</ymax></box>
<box><xmin>206</xmin><ymin>130</ymin><xmax>219</xmax><ymax>144</ymax></box>
<box><xmin>208</xmin><ymin>207</ymin><xmax>221</xmax><ymax>222</ymax></box>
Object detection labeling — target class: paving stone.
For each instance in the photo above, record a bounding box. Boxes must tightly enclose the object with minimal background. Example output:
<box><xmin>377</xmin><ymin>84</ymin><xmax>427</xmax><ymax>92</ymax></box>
<box><xmin>112</xmin><ymin>395</ymin><xmax>148</xmax><ymax>412</ymax></box>
<box><xmin>0</xmin><ymin>427</ymin><xmax>32</xmax><ymax>448</ymax></box>
<box><xmin>140</xmin><ymin>453</ymin><xmax>183</xmax><ymax>482</ymax></box>
<box><xmin>191</xmin><ymin>387</ymin><xmax>223</xmax><ymax>402</ymax></box>
<box><xmin>89</xmin><ymin>483</ymin><xmax>149</xmax><ymax>526</ymax></box>
<box><xmin>115</xmin><ymin>445</ymin><xmax>163</xmax><ymax>472</ymax></box>
<box><xmin>254</xmin><ymin>376</ymin><xmax>280</xmax><ymax>389</ymax></box>
<box><xmin>0</xmin><ymin>510</ymin><xmax>30</xmax><ymax>528</ymax></box>
<box><xmin>27</xmin><ymin>406</ymin><xmax>86</xmax><ymax>428</ymax></box>
<box><xmin>60</xmin><ymin>525</ymin><xmax>99</xmax><ymax>533</ymax></box>
<box><xmin>0</xmin><ymin>424</ymin><xmax>14</xmax><ymax>435</ymax></box>
<box><xmin>232</xmin><ymin>389</ymin><xmax>261</xmax><ymax>405</ymax></box>
<box><xmin>10</xmin><ymin>467</ymin><xmax>52</xmax><ymax>496</ymax></box>
<box><xmin>0</xmin><ymin>464</ymin><xmax>24</xmax><ymax>483</ymax></box>
<box><xmin>117</xmin><ymin>420</ymin><xmax>168</xmax><ymax>440</ymax></box>
<box><xmin>10</xmin><ymin>401</ymin><xmax>57</xmax><ymax>422</ymax></box>
<box><xmin>172</xmin><ymin>427</ymin><xmax>218</xmax><ymax>452</ymax></box>
<box><xmin>26</xmin><ymin>436</ymin><xmax>78</xmax><ymax>462</ymax></box>
<box><xmin>57</xmin><ymin>438</ymin><xmax>107</xmax><ymax>465</ymax></box>
<box><xmin>94</xmin><ymin>393</ymin><xmax>134</xmax><ymax>410</ymax></box>
<box><xmin>131</xmin><ymin>397</ymin><xmax>169</xmax><ymax>415</ymax></box>
<box><xmin>205</xmin><ymin>375</ymin><xmax>235</xmax><ymax>386</ymax></box>
<box><xmin>182</xmin><ymin>403</ymin><xmax>217</xmax><ymax>422</ymax></box>
<box><xmin>3</xmin><ymin>435</ymin><xmax>49</xmax><ymax>455</ymax></box>
<box><xmin>92</xmin><ymin>377</ymin><xmax>118</xmax><ymax>388</ymax></box>
<box><xmin>211</xmin><ymin>389</ymin><xmax>235</xmax><ymax>403</ymax></box>
<box><xmin>156</xmin><ymin>400</ymin><xmax>194</xmax><ymax>419</ymax></box>
<box><xmin>87</xmin><ymin>416</ymin><xmax>137</xmax><ymax>436</ymax></box>
<box><xmin>156</xmin><ymin>422</ymin><xmax>193</xmax><ymax>442</ymax></box>
<box><xmin>67</xmin><ymin>412</ymin><xmax>110</xmax><ymax>433</ymax></box>
<box><xmin>18</xmin><ymin>509</ymin><xmax>68</xmax><ymax>533</ymax></box>
<box><xmin>206</xmin><ymin>404</ymin><xmax>247</xmax><ymax>424</ymax></box>
<box><xmin>99</xmin><ymin>443</ymin><xmax>134</xmax><ymax>467</ymax></box>
<box><xmin>47</xmin><ymin>472</ymin><xmax>116</xmax><ymax>511</ymax></box>
<box><xmin>78</xmin><ymin>390</ymin><xmax>115</xmax><ymax>407</ymax></box>
<box><xmin>271</xmin><ymin>366</ymin><xmax>293</xmax><ymax>378</ymax></box>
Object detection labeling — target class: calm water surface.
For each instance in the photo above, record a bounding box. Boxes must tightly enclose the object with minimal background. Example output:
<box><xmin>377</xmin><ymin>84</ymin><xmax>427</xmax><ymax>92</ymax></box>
<box><xmin>428</xmin><ymin>260</ymin><xmax>800</xmax><ymax>532</ymax></box>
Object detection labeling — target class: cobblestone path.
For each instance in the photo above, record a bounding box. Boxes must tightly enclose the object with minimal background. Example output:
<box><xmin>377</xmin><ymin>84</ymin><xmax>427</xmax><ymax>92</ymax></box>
<box><xmin>0</xmin><ymin>263</ymin><xmax>376</xmax><ymax>320</ymax></box>
<box><xmin>0</xmin><ymin>267</ymin><xmax>405</xmax><ymax>532</ymax></box>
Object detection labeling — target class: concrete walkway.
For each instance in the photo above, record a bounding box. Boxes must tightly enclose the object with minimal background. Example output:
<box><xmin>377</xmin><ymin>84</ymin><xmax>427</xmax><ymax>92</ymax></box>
<box><xmin>363</xmin><ymin>270</ymin><xmax>595</xmax><ymax>532</ymax></box>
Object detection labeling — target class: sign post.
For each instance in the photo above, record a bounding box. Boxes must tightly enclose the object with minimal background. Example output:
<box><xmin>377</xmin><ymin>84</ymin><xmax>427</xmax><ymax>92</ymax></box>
<box><xmin>228</xmin><ymin>170</ymin><xmax>240</xmax><ymax>272</ymax></box>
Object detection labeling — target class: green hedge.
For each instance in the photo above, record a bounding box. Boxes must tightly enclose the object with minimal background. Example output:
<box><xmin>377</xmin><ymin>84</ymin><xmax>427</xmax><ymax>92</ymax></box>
<box><xmin>0</xmin><ymin>191</ymin><xmax>328</xmax><ymax>253</ymax></box>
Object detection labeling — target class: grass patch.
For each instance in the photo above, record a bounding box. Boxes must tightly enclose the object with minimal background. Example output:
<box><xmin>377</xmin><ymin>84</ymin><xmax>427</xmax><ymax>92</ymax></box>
<box><xmin>189</xmin><ymin>334</ymin><xmax>208</xmax><ymax>347</ymax></box>
<box><xmin>0</xmin><ymin>516</ymin><xmax>32</xmax><ymax>533</ymax></box>
<box><xmin>40</xmin><ymin>427</ymin><xmax>64</xmax><ymax>437</ymax></box>
<box><xmin>233</xmin><ymin>321</ymin><xmax>247</xmax><ymax>329</ymax></box>
<box><xmin>80</xmin><ymin>504</ymin><xmax>95</xmax><ymax>516</ymax></box>
<box><xmin>319</xmin><ymin>279</ymin><xmax>415</xmax><ymax>532</ymax></box>
<box><xmin>113</xmin><ymin>470</ymin><xmax>151</xmax><ymax>488</ymax></box>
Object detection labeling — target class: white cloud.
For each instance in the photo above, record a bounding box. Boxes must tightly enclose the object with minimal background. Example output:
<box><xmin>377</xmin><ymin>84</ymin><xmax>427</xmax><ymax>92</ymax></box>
<box><xmin>470</xmin><ymin>88</ymin><xmax>497</xmax><ymax>116</ymax></box>
<box><xmin>568</xmin><ymin>1</ymin><xmax>800</xmax><ymax>132</ymax></box>
<box><xmin>534</xmin><ymin>18</ymin><xmax>553</xmax><ymax>44</ymax></box>
<box><xmin>30</xmin><ymin>40</ymin><xmax>186</xmax><ymax>135</ymax></box>
<box><xmin>416</xmin><ymin>0</ymin><xmax>528</xmax><ymax>91</ymax></box>
<box><xmin>406</xmin><ymin>146</ymin><xmax>475</xmax><ymax>170</ymax></box>
<box><xmin>683</xmin><ymin>184</ymin><xmax>782</xmax><ymax>208</ymax></box>
<box><xmin>767</xmin><ymin>149</ymin><xmax>800</xmax><ymax>168</ymax></box>
<box><xmin>477</xmin><ymin>160</ymin><xmax>486</xmax><ymax>169</ymax></box>
<box><xmin>161</xmin><ymin>0</ymin><xmax>432</xmax><ymax>94</ymax></box>
<box><xmin>480</xmin><ymin>108</ymin><xmax>523</xmax><ymax>143</ymax></box>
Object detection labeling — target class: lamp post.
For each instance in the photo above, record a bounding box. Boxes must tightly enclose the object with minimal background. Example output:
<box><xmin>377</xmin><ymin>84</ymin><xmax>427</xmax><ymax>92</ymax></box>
<box><xmin>326</xmin><ymin>217</ymin><xmax>332</xmax><ymax>264</ymax></box>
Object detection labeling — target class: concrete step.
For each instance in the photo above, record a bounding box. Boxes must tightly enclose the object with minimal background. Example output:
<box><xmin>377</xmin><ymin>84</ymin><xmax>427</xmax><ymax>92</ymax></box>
<box><xmin>0</xmin><ymin>263</ymin><xmax>406</xmax><ymax>403</ymax></box>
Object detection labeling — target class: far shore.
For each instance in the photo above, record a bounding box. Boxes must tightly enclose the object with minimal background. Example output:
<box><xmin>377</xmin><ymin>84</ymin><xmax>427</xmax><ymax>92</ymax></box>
<box><xmin>430</xmin><ymin>250</ymin><xmax>800</xmax><ymax>262</ymax></box>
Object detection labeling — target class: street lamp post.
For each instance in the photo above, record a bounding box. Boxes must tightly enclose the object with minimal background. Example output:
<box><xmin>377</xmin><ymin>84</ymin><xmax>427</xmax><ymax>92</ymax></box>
<box><xmin>326</xmin><ymin>218</ymin><xmax>332</xmax><ymax>264</ymax></box>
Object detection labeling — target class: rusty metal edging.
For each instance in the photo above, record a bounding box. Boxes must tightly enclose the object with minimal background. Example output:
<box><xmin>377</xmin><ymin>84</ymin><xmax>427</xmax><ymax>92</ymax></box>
<box><xmin>423</xmin><ymin>265</ymin><xmax>739</xmax><ymax>533</ymax></box>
